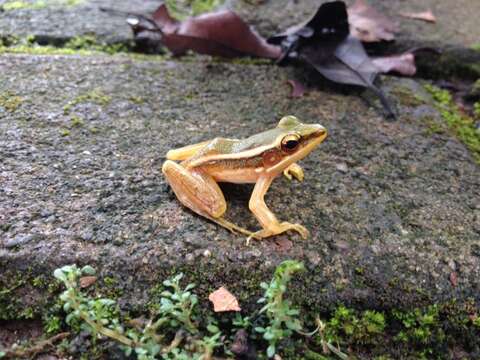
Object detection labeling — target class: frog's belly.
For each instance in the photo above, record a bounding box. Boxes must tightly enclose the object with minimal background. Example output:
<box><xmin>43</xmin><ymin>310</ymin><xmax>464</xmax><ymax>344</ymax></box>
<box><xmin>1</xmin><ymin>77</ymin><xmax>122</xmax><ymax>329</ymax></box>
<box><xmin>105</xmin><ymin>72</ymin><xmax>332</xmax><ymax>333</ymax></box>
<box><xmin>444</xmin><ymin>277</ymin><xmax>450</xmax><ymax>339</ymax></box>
<box><xmin>211</xmin><ymin>168</ymin><xmax>261</xmax><ymax>184</ymax></box>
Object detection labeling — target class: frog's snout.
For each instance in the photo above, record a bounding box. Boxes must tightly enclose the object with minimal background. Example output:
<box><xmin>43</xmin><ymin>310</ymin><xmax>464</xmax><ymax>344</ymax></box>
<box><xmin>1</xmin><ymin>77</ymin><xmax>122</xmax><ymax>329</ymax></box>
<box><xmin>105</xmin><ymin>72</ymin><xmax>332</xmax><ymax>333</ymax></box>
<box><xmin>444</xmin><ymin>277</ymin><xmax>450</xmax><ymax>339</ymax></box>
<box><xmin>312</xmin><ymin>124</ymin><xmax>327</xmax><ymax>140</ymax></box>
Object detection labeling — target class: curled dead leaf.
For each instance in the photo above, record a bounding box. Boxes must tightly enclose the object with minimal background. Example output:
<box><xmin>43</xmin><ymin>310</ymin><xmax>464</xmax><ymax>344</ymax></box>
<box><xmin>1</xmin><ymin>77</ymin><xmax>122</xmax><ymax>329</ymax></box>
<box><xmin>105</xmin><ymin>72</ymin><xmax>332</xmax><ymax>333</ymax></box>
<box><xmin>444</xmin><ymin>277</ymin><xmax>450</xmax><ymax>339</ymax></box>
<box><xmin>125</xmin><ymin>4</ymin><xmax>281</xmax><ymax>58</ymax></box>
<box><xmin>450</xmin><ymin>272</ymin><xmax>458</xmax><ymax>287</ymax></box>
<box><xmin>79</xmin><ymin>276</ymin><xmax>97</xmax><ymax>288</ymax></box>
<box><xmin>287</xmin><ymin>80</ymin><xmax>307</xmax><ymax>98</ymax></box>
<box><xmin>400</xmin><ymin>10</ymin><xmax>436</xmax><ymax>23</ymax></box>
<box><xmin>372</xmin><ymin>53</ymin><xmax>417</xmax><ymax>76</ymax></box>
<box><xmin>347</xmin><ymin>0</ymin><xmax>397</xmax><ymax>42</ymax></box>
<box><xmin>208</xmin><ymin>286</ymin><xmax>241</xmax><ymax>312</ymax></box>
<box><xmin>372</xmin><ymin>47</ymin><xmax>440</xmax><ymax>76</ymax></box>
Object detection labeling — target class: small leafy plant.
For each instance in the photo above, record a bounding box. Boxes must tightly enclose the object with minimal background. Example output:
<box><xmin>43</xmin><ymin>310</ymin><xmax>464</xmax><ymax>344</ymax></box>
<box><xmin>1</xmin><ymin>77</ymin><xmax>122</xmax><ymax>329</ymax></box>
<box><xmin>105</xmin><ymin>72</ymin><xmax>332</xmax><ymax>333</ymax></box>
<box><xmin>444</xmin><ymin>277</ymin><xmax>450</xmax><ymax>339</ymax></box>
<box><xmin>50</xmin><ymin>260</ymin><xmax>345</xmax><ymax>359</ymax></box>
<box><xmin>254</xmin><ymin>260</ymin><xmax>304</xmax><ymax>358</ymax></box>
<box><xmin>53</xmin><ymin>265</ymin><xmax>222</xmax><ymax>359</ymax></box>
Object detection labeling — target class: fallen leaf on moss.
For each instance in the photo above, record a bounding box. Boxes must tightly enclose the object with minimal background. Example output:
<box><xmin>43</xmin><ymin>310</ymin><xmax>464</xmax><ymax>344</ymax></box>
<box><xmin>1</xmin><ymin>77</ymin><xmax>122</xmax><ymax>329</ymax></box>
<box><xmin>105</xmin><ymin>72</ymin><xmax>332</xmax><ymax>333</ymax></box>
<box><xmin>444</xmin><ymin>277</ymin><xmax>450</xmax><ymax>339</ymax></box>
<box><xmin>79</xmin><ymin>276</ymin><xmax>97</xmax><ymax>288</ymax></box>
<box><xmin>301</xmin><ymin>35</ymin><xmax>395</xmax><ymax>117</ymax></box>
<box><xmin>112</xmin><ymin>4</ymin><xmax>281</xmax><ymax>58</ymax></box>
<box><xmin>372</xmin><ymin>52</ymin><xmax>417</xmax><ymax>76</ymax></box>
<box><xmin>287</xmin><ymin>79</ymin><xmax>307</xmax><ymax>98</ymax></box>
<box><xmin>209</xmin><ymin>286</ymin><xmax>241</xmax><ymax>312</ymax></box>
<box><xmin>449</xmin><ymin>272</ymin><xmax>458</xmax><ymax>287</ymax></box>
<box><xmin>270</xmin><ymin>1</ymin><xmax>395</xmax><ymax>117</ymax></box>
<box><xmin>268</xmin><ymin>1</ymin><xmax>349</xmax><ymax>64</ymax></box>
<box><xmin>347</xmin><ymin>0</ymin><xmax>397</xmax><ymax>42</ymax></box>
<box><xmin>372</xmin><ymin>47</ymin><xmax>440</xmax><ymax>76</ymax></box>
<box><xmin>400</xmin><ymin>10</ymin><xmax>436</xmax><ymax>23</ymax></box>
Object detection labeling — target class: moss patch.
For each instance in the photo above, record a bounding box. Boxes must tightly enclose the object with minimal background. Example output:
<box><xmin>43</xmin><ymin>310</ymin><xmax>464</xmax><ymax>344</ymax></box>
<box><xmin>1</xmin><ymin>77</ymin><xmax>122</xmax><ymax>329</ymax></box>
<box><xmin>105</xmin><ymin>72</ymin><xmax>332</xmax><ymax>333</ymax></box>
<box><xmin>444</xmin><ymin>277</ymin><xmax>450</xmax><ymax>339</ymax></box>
<box><xmin>165</xmin><ymin>0</ymin><xmax>224</xmax><ymax>19</ymax></box>
<box><xmin>425</xmin><ymin>84</ymin><xmax>480</xmax><ymax>163</ymax></box>
<box><xmin>63</xmin><ymin>88</ymin><xmax>111</xmax><ymax>114</ymax></box>
<box><xmin>390</xmin><ymin>86</ymin><xmax>427</xmax><ymax>108</ymax></box>
<box><xmin>1</xmin><ymin>0</ymin><xmax>83</xmax><ymax>11</ymax></box>
<box><xmin>0</xmin><ymin>91</ymin><xmax>24</xmax><ymax>112</ymax></box>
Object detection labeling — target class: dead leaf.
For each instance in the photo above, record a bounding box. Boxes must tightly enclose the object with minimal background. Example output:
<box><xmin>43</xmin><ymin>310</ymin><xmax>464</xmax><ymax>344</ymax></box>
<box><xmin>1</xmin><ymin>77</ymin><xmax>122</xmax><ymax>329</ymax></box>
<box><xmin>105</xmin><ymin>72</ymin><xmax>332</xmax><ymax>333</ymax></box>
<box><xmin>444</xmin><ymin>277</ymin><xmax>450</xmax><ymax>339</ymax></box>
<box><xmin>275</xmin><ymin>237</ymin><xmax>294</xmax><ymax>251</ymax></box>
<box><xmin>79</xmin><ymin>276</ymin><xmax>97</xmax><ymax>288</ymax></box>
<box><xmin>208</xmin><ymin>286</ymin><xmax>241</xmax><ymax>312</ymax></box>
<box><xmin>269</xmin><ymin>2</ymin><xmax>394</xmax><ymax>117</ymax></box>
<box><xmin>300</xmin><ymin>35</ymin><xmax>395</xmax><ymax>117</ymax></box>
<box><xmin>372</xmin><ymin>53</ymin><xmax>417</xmax><ymax>76</ymax></box>
<box><xmin>372</xmin><ymin>47</ymin><xmax>440</xmax><ymax>76</ymax></box>
<box><xmin>400</xmin><ymin>10</ymin><xmax>436</xmax><ymax>23</ymax></box>
<box><xmin>116</xmin><ymin>4</ymin><xmax>281</xmax><ymax>58</ymax></box>
<box><xmin>287</xmin><ymin>79</ymin><xmax>307</xmax><ymax>98</ymax></box>
<box><xmin>347</xmin><ymin>0</ymin><xmax>397</xmax><ymax>42</ymax></box>
<box><xmin>450</xmin><ymin>272</ymin><xmax>458</xmax><ymax>287</ymax></box>
<box><xmin>268</xmin><ymin>1</ymin><xmax>349</xmax><ymax>64</ymax></box>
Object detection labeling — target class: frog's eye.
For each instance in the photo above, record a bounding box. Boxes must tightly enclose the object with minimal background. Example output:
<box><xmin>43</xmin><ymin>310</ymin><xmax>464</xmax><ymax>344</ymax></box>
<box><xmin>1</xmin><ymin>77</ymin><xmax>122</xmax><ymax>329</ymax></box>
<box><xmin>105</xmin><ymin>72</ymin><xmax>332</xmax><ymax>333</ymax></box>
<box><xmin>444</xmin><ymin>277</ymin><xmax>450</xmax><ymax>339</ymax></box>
<box><xmin>281</xmin><ymin>134</ymin><xmax>300</xmax><ymax>153</ymax></box>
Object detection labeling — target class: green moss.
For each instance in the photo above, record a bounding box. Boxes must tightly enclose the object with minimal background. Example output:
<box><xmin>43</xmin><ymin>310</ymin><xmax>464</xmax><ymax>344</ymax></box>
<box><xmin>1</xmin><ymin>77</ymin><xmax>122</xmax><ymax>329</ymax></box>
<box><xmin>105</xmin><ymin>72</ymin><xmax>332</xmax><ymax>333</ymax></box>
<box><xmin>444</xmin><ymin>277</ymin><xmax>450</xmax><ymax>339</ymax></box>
<box><xmin>64</xmin><ymin>35</ymin><xmax>129</xmax><ymax>54</ymax></box>
<box><xmin>129</xmin><ymin>96</ymin><xmax>146</xmax><ymax>105</ymax></box>
<box><xmin>70</xmin><ymin>115</ymin><xmax>85</xmax><ymax>127</ymax></box>
<box><xmin>165</xmin><ymin>0</ymin><xmax>224</xmax><ymax>19</ymax></box>
<box><xmin>422</xmin><ymin>115</ymin><xmax>447</xmax><ymax>135</ymax></box>
<box><xmin>60</xmin><ymin>128</ymin><xmax>71</xmax><ymax>137</ymax></box>
<box><xmin>425</xmin><ymin>84</ymin><xmax>480</xmax><ymax>163</ymax></box>
<box><xmin>321</xmin><ymin>306</ymin><xmax>386</xmax><ymax>347</ymax></box>
<box><xmin>474</xmin><ymin>102</ymin><xmax>480</xmax><ymax>119</ymax></box>
<box><xmin>1</xmin><ymin>0</ymin><xmax>83</xmax><ymax>11</ymax></box>
<box><xmin>0</xmin><ymin>34</ymin><xmax>129</xmax><ymax>56</ymax></box>
<box><xmin>0</xmin><ymin>43</ymin><xmax>95</xmax><ymax>56</ymax></box>
<box><xmin>0</xmin><ymin>91</ymin><xmax>24</xmax><ymax>112</ymax></box>
<box><xmin>63</xmin><ymin>88</ymin><xmax>111</xmax><ymax>114</ymax></box>
<box><xmin>390</xmin><ymin>86</ymin><xmax>427</xmax><ymax>107</ymax></box>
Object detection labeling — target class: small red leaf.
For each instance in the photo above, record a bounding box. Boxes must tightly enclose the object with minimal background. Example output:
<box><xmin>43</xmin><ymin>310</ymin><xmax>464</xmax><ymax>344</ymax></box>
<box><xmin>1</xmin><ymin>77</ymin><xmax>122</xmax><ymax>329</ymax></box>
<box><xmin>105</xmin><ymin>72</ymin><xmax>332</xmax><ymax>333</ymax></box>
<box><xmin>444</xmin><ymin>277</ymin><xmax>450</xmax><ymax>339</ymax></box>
<box><xmin>400</xmin><ymin>10</ymin><xmax>436</xmax><ymax>23</ymax></box>
<box><xmin>347</xmin><ymin>0</ymin><xmax>397</xmax><ymax>42</ymax></box>
<box><xmin>372</xmin><ymin>53</ymin><xmax>417</xmax><ymax>76</ymax></box>
<box><xmin>209</xmin><ymin>286</ymin><xmax>241</xmax><ymax>312</ymax></box>
<box><xmin>287</xmin><ymin>80</ymin><xmax>307</xmax><ymax>98</ymax></box>
<box><xmin>449</xmin><ymin>272</ymin><xmax>458</xmax><ymax>287</ymax></box>
<box><xmin>80</xmin><ymin>276</ymin><xmax>97</xmax><ymax>288</ymax></box>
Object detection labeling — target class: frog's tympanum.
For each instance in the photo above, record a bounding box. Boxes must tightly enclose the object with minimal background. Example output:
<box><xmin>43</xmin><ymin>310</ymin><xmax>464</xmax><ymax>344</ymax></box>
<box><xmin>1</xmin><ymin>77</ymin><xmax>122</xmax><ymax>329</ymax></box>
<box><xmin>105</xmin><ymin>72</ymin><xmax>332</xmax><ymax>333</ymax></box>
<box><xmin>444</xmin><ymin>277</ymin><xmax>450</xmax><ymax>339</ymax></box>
<box><xmin>162</xmin><ymin>116</ymin><xmax>327</xmax><ymax>242</ymax></box>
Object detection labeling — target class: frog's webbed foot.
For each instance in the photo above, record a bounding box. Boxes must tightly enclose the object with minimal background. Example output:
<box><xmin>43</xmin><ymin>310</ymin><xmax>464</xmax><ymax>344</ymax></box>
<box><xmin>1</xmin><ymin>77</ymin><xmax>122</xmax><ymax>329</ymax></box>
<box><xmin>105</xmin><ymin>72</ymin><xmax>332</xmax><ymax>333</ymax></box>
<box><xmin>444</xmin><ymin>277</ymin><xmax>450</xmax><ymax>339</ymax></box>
<box><xmin>208</xmin><ymin>216</ymin><xmax>262</xmax><ymax>241</ymax></box>
<box><xmin>246</xmin><ymin>222</ymin><xmax>309</xmax><ymax>243</ymax></box>
<box><xmin>283</xmin><ymin>163</ymin><xmax>304</xmax><ymax>182</ymax></box>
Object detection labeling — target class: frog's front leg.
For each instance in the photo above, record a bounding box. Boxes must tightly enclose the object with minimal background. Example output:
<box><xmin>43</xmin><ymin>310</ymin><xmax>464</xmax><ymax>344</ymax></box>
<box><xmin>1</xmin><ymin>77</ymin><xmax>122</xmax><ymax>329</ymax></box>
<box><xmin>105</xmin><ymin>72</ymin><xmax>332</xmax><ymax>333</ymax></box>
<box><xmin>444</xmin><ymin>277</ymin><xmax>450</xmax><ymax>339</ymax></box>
<box><xmin>247</xmin><ymin>176</ymin><xmax>309</xmax><ymax>241</ymax></box>
<box><xmin>283</xmin><ymin>163</ymin><xmax>304</xmax><ymax>181</ymax></box>
<box><xmin>162</xmin><ymin>161</ymin><xmax>257</xmax><ymax>238</ymax></box>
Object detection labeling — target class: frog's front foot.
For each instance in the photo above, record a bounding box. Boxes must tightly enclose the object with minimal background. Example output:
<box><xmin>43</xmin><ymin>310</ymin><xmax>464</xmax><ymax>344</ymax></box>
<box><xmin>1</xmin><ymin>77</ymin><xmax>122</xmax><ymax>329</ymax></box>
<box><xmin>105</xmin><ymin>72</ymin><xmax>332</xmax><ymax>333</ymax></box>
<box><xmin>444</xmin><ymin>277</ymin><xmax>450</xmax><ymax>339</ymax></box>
<box><xmin>283</xmin><ymin>163</ymin><xmax>304</xmax><ymax>182</ymax></box>
<box><xmin>246</xmin><ymin>222</ymin><xmax>309</xmax><ymax>244</ymax></box>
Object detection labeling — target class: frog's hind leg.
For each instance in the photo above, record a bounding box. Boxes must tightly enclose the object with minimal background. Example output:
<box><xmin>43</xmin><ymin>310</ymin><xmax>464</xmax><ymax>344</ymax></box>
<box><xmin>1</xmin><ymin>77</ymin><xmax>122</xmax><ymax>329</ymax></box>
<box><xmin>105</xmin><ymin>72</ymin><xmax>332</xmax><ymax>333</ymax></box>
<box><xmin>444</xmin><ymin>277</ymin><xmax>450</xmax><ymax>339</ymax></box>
<box><xmin>162</xmin><ymin>160</ymin><xmax>257</xmax><ymax>238</ymax></box>
<box><xmin>166</xmin><ymin>140</ymin><xmax>211</xmax><ymax>161</ymax></box>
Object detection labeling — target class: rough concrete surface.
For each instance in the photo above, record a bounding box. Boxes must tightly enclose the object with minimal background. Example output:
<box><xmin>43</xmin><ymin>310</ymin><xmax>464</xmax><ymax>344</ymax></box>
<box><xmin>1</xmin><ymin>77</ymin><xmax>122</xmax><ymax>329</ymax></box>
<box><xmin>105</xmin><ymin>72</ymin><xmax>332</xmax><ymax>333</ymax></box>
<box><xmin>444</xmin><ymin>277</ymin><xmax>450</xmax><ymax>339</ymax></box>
<box><xmin>1</xmin><ymin>53</ymin><xmax>479</xmax><ymax>311</ymax></box>
<box><xmin>0</xmin><ymin>0</ymin><xmax>480</xmax><ymax>358</ymax></box>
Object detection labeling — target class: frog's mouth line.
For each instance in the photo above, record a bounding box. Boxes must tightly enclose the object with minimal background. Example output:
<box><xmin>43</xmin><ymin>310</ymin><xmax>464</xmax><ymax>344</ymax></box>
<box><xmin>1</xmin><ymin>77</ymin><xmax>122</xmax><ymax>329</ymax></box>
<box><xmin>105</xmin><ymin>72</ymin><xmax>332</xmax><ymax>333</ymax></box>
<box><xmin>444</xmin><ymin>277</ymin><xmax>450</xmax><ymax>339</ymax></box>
<box><xmin>266</xmin><ymin>127</ymin><xmax>327</xmax><ymax>175</ymax></box>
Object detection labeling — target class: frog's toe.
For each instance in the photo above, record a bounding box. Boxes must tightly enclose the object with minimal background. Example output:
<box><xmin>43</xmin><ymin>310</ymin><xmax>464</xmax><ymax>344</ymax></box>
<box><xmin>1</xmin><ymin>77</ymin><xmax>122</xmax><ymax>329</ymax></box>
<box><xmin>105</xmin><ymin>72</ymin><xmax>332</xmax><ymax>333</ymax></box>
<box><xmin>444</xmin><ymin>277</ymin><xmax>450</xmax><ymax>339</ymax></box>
<box><xmin>281</xmin><ymin>222</ymin><xmax>309</xmax><ymax>239</ymax></box>
<box><xmin>283</xmin><ymin>164</ymin><xmax>304</xmax><ymax>182</ymax></box>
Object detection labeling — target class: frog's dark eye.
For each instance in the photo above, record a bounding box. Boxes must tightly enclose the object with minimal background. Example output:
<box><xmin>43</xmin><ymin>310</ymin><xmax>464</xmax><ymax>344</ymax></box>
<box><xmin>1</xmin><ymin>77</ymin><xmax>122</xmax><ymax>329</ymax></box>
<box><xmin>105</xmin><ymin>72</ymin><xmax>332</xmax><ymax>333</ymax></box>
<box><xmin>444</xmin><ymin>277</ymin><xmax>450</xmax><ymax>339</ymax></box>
<box><xmin>281</xmin><ymin>134</ymin><xmax>300</xmax><ymax>153</ymax></box>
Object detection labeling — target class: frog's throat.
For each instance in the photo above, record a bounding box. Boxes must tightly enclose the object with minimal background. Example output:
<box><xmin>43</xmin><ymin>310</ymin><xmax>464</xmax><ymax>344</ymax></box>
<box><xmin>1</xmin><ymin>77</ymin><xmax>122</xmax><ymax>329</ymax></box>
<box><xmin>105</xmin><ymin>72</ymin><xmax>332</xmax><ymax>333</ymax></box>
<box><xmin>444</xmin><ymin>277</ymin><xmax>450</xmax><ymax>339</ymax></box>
<box><xmin>265</xmin><ymin>130</ymin><xmax>327</xmax><ymax>175</ymax></box>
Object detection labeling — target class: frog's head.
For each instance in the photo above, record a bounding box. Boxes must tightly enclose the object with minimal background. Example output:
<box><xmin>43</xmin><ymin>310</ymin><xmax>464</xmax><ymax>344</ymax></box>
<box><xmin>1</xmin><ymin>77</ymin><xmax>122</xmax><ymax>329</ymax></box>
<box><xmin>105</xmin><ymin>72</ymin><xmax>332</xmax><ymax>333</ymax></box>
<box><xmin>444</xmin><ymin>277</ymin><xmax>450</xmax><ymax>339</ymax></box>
<box><xmin>263</xmin><ymin>116</ymin><xmax>327</xmax><ymax>174</ymax></box>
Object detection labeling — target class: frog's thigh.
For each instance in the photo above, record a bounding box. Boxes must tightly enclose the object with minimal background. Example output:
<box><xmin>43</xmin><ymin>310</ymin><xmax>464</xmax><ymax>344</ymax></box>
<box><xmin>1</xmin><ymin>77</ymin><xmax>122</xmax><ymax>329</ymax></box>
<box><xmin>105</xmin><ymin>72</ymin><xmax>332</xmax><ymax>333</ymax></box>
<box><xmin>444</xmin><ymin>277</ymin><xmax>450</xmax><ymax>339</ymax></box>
<box><xmin>162</xmin><ymin>160</ymin><xmax>226</xmax><ymax>218</ymax></box>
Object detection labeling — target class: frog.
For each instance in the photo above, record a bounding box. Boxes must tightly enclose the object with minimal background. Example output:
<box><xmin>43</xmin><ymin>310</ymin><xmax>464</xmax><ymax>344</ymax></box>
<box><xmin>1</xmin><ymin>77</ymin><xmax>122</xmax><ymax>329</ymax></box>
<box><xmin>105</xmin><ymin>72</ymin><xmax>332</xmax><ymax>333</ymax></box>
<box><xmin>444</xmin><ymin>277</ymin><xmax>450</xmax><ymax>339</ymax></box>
<box><xmin>162</xmin><ymin>115</ymin><xmax>327</xmax><ymax>242</ymax></box>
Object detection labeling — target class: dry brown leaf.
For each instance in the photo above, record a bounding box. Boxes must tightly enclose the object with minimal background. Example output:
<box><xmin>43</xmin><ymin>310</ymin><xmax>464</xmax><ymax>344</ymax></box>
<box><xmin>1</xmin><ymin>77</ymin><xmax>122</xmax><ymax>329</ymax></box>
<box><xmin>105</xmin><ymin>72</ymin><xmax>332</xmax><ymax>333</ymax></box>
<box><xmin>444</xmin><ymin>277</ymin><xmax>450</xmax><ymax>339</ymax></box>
<box><xmin>400</xmin><ymin>10</ymin><xmax>436</xmax><ymax>23</ymax></box>
<box><xmin>287</xmin><ymin>79</ymin><xmax>307</xmax><ymax>98</ymax></box>
<box><xmin>130</xmin><ymin>4</ymin><xmax>281</xmax><ymax>58</ymax></box>
<box><xmin>208</xmin><ymin>286</ymin><xmax>241</xmax><ymax>312</ymax></box>
<box><xmin>450</xmin><ymin>272</ymin><xmax>458</xmax><ymax>287</ymax></box>
<box><xmin>79</xmin><ymin>276</ymin><xmax>97</xmax><ymax>288</ymax></box>
<box><xmin>347</xmin><ymin>0</ymin><xmax>397</xmax><ymax>42</ymax></box>
<box><xmin>372</xmin><ymin>52</ymin><xmax>416</xmax><ymax>76</ymax></box>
